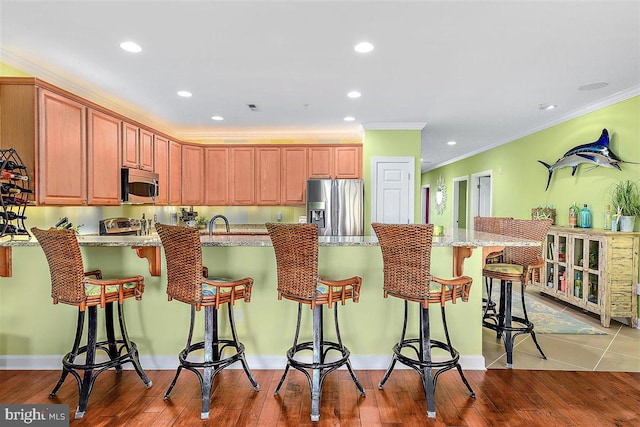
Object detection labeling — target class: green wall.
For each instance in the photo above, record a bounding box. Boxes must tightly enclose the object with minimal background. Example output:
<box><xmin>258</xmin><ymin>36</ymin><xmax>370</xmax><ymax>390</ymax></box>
<box><xmin>363</xmin><ymin>129</ymin><xmax>422</xmax><ymax>234</ymax></box>
<box><xmin>422</xmin><ymin>96</ymin><xmax>640</xmax><ymax>229</ymax></box>
<box><xmin>422</xmin><ymin>95</ymin><xmax>640</xmax><ymax>317</ymax></box>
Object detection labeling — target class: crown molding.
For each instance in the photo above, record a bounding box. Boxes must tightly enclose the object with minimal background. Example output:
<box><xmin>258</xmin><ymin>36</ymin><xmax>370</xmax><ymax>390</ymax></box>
<box><xmin>362</xmin><ymin>122</ymin><xmax>427</xmax><ymax>131</ymax></box>
<box><xmin>177</xmin><ymin>127</ymin><xmax>363</xmax><ymax>142</ymax></box>
<box><xmin>422</xmin><ymin>85</ymin><xmax>640</xmax><ymax>173</ymax></box>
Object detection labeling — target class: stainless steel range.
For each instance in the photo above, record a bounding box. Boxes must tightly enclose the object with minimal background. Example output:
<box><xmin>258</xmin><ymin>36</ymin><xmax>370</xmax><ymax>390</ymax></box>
<box><xmin>99</xmin><ymin>217</ymin><xmax>142</xmax><ymax>236</ymax></box>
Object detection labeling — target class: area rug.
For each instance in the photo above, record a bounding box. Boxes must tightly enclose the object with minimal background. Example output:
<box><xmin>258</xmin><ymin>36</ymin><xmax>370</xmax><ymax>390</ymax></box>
<box><xmin>487</xmin><ymin>287</ymin><xmax>606</xmax><ymax>335</ymax></box>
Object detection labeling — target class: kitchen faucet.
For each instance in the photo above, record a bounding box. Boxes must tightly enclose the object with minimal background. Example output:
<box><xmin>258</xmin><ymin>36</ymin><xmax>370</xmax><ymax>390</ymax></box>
<box><xmin>208</xmin><ymin>214</ymin><xmax>230</xmax><ymax>237</ymax></box>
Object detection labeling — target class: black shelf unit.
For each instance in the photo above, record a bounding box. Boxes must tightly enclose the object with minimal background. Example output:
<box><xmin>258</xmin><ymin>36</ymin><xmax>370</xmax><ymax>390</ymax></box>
<box><xmin>1</xmin><ymin>148</ymin><xmax>31</xmax><ymax>238</ymax></box>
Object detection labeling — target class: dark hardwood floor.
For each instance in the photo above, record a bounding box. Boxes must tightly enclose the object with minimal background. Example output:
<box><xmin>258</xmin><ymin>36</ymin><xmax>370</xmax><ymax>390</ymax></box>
<box><xmin>1</xmin><ymin>369</ymin><xmax>638</xmax><ymax>426</ymax></box>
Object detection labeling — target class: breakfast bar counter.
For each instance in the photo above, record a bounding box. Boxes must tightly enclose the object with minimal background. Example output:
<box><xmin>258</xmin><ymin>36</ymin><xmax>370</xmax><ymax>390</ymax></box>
<box><xmin>0</xmin><ymin>228</ymin><xmax>539</xmax><ymax>371</ymax></box>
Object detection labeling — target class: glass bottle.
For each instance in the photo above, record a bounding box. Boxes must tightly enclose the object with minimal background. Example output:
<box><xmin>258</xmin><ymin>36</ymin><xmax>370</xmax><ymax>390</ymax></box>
<box><xmin>603</xmin><ymin>204</ymin><xmax>611</xmax><ymax>230</ymax></box>
<box><xmin>574</xmin><ymin>272</ymin><xmax>583</xmax><ymax>298</ymax></box>
<box><xmin>568</xmin><ymin>201</ymin><xmax>579</xmax><ymax>227</ymax></box>
<box><xmin>580</xmin><ymin>204</ymin><xmax>591</xmax><ymax>228</ymax></box>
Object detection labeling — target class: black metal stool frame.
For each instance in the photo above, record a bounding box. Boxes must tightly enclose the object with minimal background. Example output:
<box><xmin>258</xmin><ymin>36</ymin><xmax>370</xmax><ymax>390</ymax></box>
<box><xmin>50</xmin><ymin>271</ymin><xmax>152</xmax><ymax>419</ymax></box>
<box><xmin>379</xmin><ymin>300</ymin><xmax>475</xmax><ymax>418</ymax></box>
<box><xmin>482</xmin><ymin>278</ymin><xmax>546</xmax><ymax>368</ymax></box>
<box><xmin>163</xmin><ymin>302</ymin><xmax>259</xmax><ymax>419</ymax></box>
<box><xmin>274</xmin><ymin>301</ymin><xmax>365</xmax><ymax>421</ymax></box>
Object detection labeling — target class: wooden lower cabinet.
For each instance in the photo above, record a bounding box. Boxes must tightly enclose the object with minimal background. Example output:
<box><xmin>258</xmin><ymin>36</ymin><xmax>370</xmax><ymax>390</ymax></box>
<box><xmin>542</xmin><ymin>226</ymin><xmax>639</xmax><ymax>327</ymax></box>
<box><xmin>87</xmin><ymin>109</ymin><xmax>121</xmax><ymax>205</ymax></box>
<box><xmin>154</xmin><ymin>136</ymin><xmax>169</xmax><ymax>205</ymax></box>
<box><xmin>181</xmin><ymin>145</ymin><xmax>204</xmax><ymax>206</ymax></box>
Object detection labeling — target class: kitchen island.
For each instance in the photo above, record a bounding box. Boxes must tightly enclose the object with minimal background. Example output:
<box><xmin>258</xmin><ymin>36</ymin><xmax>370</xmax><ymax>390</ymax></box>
<box><xmin>0</xmin><ymin>229</ymin><xmax>538</xmax><ymax>371</ymax></box>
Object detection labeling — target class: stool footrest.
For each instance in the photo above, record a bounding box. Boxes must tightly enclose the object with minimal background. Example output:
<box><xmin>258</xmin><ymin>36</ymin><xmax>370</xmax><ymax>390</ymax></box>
<box><xmin>393</xmin><ymin>338</ymin><xmax>460</xmax><ymax>371</ymax></box>
<box><xmin>61</xmin><ymin>339</ymin><xmax>140</xmax><ymax>371</ymax></box>
<box><xmin>285</xmin><ymin>340</ymin><xmax>350</xmax><ymax>370</ymax></box>
<box><xmin>178</xmin><ymin>339</ymin><xmax>246</xmax><ymax>369</ymax></box>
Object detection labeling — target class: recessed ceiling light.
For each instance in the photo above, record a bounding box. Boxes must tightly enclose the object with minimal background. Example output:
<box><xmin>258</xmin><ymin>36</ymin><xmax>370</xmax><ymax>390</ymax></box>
<box><xmin>578</xmin><ymin>81</ymin><xmax>609</xmax><ymax>91</ymax></box>
<box><xmin>447</xmin><ymin>141</ymin><xmax>457</xmax><ymax>146</ymax></box>
<box><xmin>344</xmin><ymin>116</ymin><xmax>356</xmax><ymax>122</ymax></box>
<box><xmin>354</xmin><ymin>42</ymin><xmax>374</xmax><ymax>53</ymax></box>
<box><xmin>347</xmin><ymin>91</ymin><xmax>361</xmax><ymax>98</ymax></box>
<box><xmin>177</xmin><ymin>91</ymin><xmax>192</xmax><ymax>97</ymax></box>
<box><xmin>420</xmin><ymin>158</ymin><xmax>424</xmax><ymax>162</ymax></box>
<box><xmin>539</xmin><ymin>103</ymin><xmax>557</xmax><ymax>111</ymax></box>
<box><xmin>211</xmin><ymin>116</ymin><xmax>224</xmax><ymax>121</ymax></box>
<box><xmin>120</xmin><ymin>41</ymin><xmax>142</xmax><ymax>53</ymax></box>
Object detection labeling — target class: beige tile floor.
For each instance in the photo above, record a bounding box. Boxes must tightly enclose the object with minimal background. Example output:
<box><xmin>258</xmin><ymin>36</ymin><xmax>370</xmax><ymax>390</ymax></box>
<box><xmin>483</xmin><ymin>287</ymin><xmax>640</xmax><ymax>371</ymax></box>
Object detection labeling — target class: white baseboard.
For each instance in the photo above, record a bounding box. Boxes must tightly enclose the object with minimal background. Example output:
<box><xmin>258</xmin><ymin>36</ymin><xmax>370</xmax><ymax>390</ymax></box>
<box><xmin>0</xmin><ymin>354</ymin><xmax>486</xmax><ymax>371</ymax></box>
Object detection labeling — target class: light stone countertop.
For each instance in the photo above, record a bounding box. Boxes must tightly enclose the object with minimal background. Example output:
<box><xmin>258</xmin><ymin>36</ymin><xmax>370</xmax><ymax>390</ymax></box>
<box><xmin>0</xmin><ymin>228</ymin><xmax>540</xmax><ymax>248</ymax></box>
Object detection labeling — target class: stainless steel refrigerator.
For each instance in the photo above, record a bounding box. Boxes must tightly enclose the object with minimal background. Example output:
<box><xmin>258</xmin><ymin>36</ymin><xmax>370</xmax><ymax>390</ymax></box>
<box><xmin>306</xmin><ymin>179</ymin><xmax>364</xmax><ymax>236</ymax></box>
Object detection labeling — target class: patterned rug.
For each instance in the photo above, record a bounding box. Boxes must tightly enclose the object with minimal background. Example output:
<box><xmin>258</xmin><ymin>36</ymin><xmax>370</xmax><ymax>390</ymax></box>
<box><xmin>487</xmin><ymin>288</ymin><xmax>606</xmax><ymax>335</ymax></box>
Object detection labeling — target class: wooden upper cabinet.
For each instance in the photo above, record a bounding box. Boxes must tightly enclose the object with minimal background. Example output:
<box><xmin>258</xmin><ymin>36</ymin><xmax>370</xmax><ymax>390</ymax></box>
<box><xmin>334</xmin><ymin>145</ymin><xmax>362</xmax><ymax>178</ymax></box>
<box><xmin>37</xmin><ymin>89</ymin><xmax>87</xmax><ymax>205</ymax></box>
<box><xmin>153</xmin><ymin>135</ymin><xmax>169</xmax><ymax>205</ymax></box>
<box><xmin>204</xmin><ymin>146</ymin><xmax>229</xmax><ymax>205</ymax></box>
<box><xmin>87</xmin><ymin>109</ymin><xmax>121</xmax><ymax>206</ymax></box>
<box><xmin>281</xmin><ymin>146</ymin><xmax>307</xmax><ymax>205</ymax></box>
<box><xmin>168</xmin><ymin>140</ymin><xmax>182</xmax><ymax>205</ymax></box>
<box><xmin>256</xmin><ymin>147</ymin><xmax>281</xmax><ymax>205</ymax></box>
<box><xmin>122</xmin><ymin>122</ymin><xmax>139</xmax><ymax>169</ymax></box>
<box><xmin>181</xmin><ymin>144</ymin><xmax>205</xmax><ymax>206</ymax></box>
<box><xmin>122</xmin><ymin>122</ymin><xmax>154</xmax><ymax>171</ymax></box>
<box><xmin>229</xmin><ymin>147</ymin><xmax>255</xmax><ymax>205</ymax></box>
<box><xmin>308</xmin><ymin>146</ymin><xmax>333</xmax><ymax>178</ymax></box>
<box><xmin>139</xmin><ymin>128</ymin><xmax>154</xmax><ymax>171</ymax></box>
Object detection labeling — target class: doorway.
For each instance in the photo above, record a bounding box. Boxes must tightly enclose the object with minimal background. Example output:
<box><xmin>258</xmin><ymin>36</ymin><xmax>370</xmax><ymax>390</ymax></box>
<box><xmin>452</xmin><ymin>176</ymin><xmax>468</xmax><ymax>229</ymax></box>
<box><xmin>470</xmin><ymin>171</ymin><xmax>492</xmax><ymax>229</ymax></box>
<box><xmin>421</xmin><ymin>185</ymin><xmax>430</xmax><ymax>224</ymax></box>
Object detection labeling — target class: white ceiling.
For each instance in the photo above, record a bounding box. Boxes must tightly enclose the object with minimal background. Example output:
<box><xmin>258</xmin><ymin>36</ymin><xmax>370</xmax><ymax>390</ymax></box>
<box><xmin>1</xmin><ymin>1</ymin><xmax>639</xmax><ymax>171</ymax></box>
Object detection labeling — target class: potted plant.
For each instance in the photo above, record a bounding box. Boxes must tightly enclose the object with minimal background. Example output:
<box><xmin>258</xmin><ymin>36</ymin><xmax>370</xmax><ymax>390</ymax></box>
<box><xmin>610</xmin><ymin>180</ymin><xmax>640</xmax><ymax>232</ymax></box>
<box><xmin>195</xmin><ymin>216</ymin><xmax>208</xmax><ymax>230</ymax></box>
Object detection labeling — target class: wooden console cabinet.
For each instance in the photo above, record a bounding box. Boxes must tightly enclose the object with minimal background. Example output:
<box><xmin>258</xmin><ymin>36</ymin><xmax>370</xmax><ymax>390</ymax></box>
<box><xmin>542</xmin><ymin>226</ymin><xmax>639</xmax><ymax>327</ymax></box>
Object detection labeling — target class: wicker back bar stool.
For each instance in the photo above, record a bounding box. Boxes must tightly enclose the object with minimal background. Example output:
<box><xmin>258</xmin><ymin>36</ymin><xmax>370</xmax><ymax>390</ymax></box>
<box><xmin>31</xmin><ymin>227</ymin><xmax>152</xmax><ymax>419</ymax></box>
<box><xmin>266</xmin><ymin>223</ymin><xmax>365</xmax><ymax>422</ymax></box>
<box><xmin>481</xmin><ymin>218</ymin><xmax>552</xmax><ymax>368</ymax></box>
<box><xmin>155</xmin><ymin>223</ymin><xmax>259</xmax><ymax>420</ymax></box>
<box><xmin>371</xmin><ymin>223</ymin><xmax>475</xmax><ymax>419</ymax></box>
<box><xmin>474</xmin><ymin>216</ymin><xmax>512</xmax><ymax>317</ymax></box>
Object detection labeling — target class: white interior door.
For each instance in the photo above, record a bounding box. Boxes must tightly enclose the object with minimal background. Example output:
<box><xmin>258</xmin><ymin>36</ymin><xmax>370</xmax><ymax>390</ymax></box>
<box><xmin>371</xmin><ymin>157</ymin><xmax>415</xmax><ymax>225</ymax></box>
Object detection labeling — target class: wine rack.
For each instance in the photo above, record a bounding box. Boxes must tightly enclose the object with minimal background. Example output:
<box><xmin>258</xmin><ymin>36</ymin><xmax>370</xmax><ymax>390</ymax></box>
<box><xmin>0</xmin><ymin>148</ymin><xmax>31</xmax><ymax>238</ymax></box>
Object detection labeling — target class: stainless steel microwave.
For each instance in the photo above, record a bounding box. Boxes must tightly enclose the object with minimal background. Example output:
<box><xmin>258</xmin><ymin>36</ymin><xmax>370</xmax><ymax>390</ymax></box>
<box><xmin>121</xmin><ymin>168</ymin><xmax>159</xmax><ymax>204</ymax></box>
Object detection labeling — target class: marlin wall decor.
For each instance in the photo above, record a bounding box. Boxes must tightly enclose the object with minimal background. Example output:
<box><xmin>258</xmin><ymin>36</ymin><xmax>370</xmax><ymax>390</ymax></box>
<box><xmin>538</xmin><ymin>128</ymin><xmax>636</xmax><ymax>191</ymax></box>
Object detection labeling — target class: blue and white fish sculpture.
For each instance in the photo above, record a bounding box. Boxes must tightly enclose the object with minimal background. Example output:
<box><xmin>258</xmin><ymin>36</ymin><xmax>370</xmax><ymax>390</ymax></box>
<box><xmin>538</xmin><ymin>129</ymin><xmax>633</xmax><ymax>191</ymax></box>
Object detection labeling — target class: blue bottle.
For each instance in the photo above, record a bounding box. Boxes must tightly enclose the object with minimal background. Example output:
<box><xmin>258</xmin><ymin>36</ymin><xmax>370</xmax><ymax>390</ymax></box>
<box><xmin>580</xmin><ymin>204</ymin><xmax>592</xmax><ymax>228</ymax></box>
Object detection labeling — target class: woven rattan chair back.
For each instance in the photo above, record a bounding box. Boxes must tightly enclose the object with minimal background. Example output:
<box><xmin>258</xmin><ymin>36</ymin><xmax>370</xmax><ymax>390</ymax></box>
<box><xmin>372</xmin><ymin>223</ymin><xmax>434</xmax><ymax>301</ymax></box>
<box><xmin>266</xmin><ymin>223</ymin><xmax>319</xmax><ymax>301</ymax></box>
<box><xmin>474</xmin><ymin>216</ymin><xmax>511</xmax><ymax>234</ymax></box>
<box><xmin>501</xmin><ymin>219</ymin><xmax>552</xmax><ymax>268</ymax></box>
<box><xmin>31</xmin><ymin>227</ymin><xmax>87</xmax><ymax>305</ymax></box>
<box><xmin>155</xmin><ymin>223</ymin><xmax>204</xmax><ymax>305</ymax></box>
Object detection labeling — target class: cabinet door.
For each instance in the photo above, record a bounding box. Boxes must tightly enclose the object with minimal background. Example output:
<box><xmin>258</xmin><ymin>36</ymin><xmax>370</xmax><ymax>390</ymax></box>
<box><xmin>154</xmin><ymin>135</ymin><xmax>169</xmax><ymax>205</ymax></box>
<box><xmin>256</xmin><ymin>147</ymin><xmax>281</xmax><ymax>205</ymax></box>
<box><xmin>181</xmin><ymin>145</ymin><xmax>204</xmax><ymax>206</ymax></box>
<box><xmin>334</xmin><ymin>145</ymin><xmax>362</xmax><ymax>178</ymax></box>
<box><xmin>122</xmin><ymin>121</ymin><xmax>139</xmax><ymax>168</ymax></box>
<box><xmin>205</xmin><ymin>146</ymin><xmax>229</xmax><ymax>205</ymax></box>
<box><xmin>87</xmin><ymin>109</ymin><xmax>121</xmax><ymax>205</ymax></box>
<box><xmin>308</xmin><ymin>146</ymin><xmax>333</xmax><ymax>178</ymax></box>
<box><xmin>168</xmin><ymin>140</ymin><xmax>182</xmax><ymax>205</ymax></box>
<box><xmin>38</xmin><ymin>89</ymin><xmax>87</xmax><ymax>205</ymax></box>
<box><xmin>281</xmin><ymin>146</ymin><xmax>307</xmax><ymax>205</ymax></box>
<box><xmin>229</xmin><ymin>147</ymin><xmax>255</xmax><ymax>205</ymax></box>
<box><xmin>139</xmin><ymin>128</ymin><xmax>154</xmax><ymax>171</ymax></box>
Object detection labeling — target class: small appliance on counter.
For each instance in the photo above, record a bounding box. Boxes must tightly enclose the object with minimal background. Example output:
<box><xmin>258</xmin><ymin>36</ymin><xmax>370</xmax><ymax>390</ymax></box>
<box><xmin>99</xmin><ymin>217</ymin><xmax>142</xmax><ymax>236</ymax></box>
<box><xmin>179</xmin><ymin>207</ymin><xmax>198</xmax><ymax>227</ymax></box>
